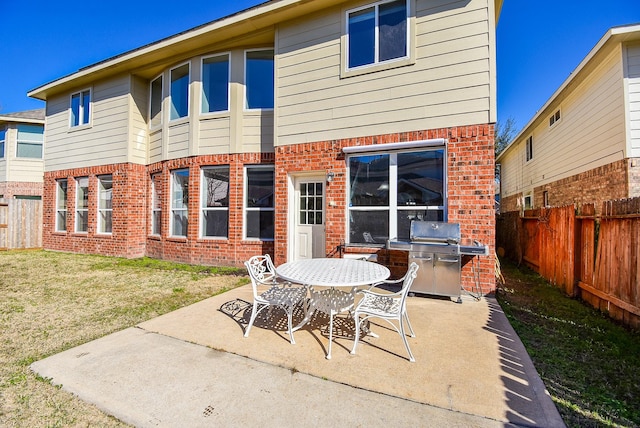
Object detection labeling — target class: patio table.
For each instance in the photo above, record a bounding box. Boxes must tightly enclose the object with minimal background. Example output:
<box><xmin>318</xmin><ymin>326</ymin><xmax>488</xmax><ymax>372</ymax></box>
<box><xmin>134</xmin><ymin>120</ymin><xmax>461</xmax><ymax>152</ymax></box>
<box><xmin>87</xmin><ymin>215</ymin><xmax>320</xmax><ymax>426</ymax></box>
<box><xmin>276</xmin><ymin>258</ymin><xmax>390</xmax><ymax>359</ymax></box>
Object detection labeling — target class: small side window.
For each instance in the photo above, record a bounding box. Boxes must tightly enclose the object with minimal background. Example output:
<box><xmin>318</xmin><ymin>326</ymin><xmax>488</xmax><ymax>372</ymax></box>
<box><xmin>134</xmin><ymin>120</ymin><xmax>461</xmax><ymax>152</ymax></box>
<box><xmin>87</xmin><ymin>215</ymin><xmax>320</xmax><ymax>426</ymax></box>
<box><xmin>70</xmin><ymin>89</ymin><xmax>91</xmax><ymax>127</ymax></box>
<box><xmin>525</xmin><ymin>136</ymin><xmax>533</xmax><ymax>162</ymax></box>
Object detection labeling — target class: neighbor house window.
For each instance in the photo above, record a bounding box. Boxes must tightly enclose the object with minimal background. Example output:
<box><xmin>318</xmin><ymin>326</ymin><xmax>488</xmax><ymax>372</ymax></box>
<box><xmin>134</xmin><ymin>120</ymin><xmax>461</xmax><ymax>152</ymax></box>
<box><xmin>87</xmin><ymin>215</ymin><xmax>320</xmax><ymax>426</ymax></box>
<box><xmin>348</xmin><ymin>148</ymin><xmax>445</xmax><ymax>244</ymax></box>
<box><xmin>16</xmin><ymin>124</ymin><xmax>44</xmax><ymax>158</ymax></box>
<box><xmin>202</xmin><ymin>54</ymin><xmax>230</xmax><ymax>113</ymax></box>
<box><xmin>170</xmin><ymin>64</ymin><xmax>190</xmax><ymax>120</ymax></box>
<box><xmin>201</xmin><ymin>166</ymin><xmax>229</xmax><ymax>238</ymax></box>
<box><xmin>525</xmin><ymin>136</ymin><xmax>533</xmax><ymax>162</ymax></box>
<box><xmin>151</xmin><ymin>173</ymin><xmax>162</xmax><ymax>235</ymax></box>
<box><xmin>245</xmin><ymin>166</ymin><xmax>274</xmax><ymax>240</ymax></box>
<box><xmin>170</xmin><ymin>169</ymin><xmax>189</xmax><ymax>237</ymax></box>
<box><xmin>245</xmin><ymin>50</ymin><xmax>274</xmax><ymax>109</ymax></box>
<box><xmin>0</xmin><ymin>128</ymin><xmax>5</xmax><ymax>158</ymax></box>
<box><xmin>56</xmin><ymin>179</ymin><xmax>68</xmax><ymax>232</ymax></box>
<box><xmin>524</xmin><ymin>195</ymin><xmax>533</xmax><ymax>210</ymax></box>
<box><xmin>97</xmin><ymin>175</ymin><xmax>112</xmax><ymax>234</ymax></box>
<box><xmin>75</xmin><ymin>177</ymin><xmax>89</xmax><ymax>233</ymax></box>
<box><xmin>347</xmin><ymin>0</ymin><xmax>408</xmax><ymax>69</ymax></box>
<box><xmin>70</xmin><ymin>89</ymin><xmax>91</xmax><ymax>127</ymax></box>
<box><xmin>150</xmin><ymin>75</ymin><xmax>163</xmax><ymax>128</ymax></box>
<box><xmin>549</xmin><ymin>109</ymin><xmax>561</xmax><ymax>127</ymax></box>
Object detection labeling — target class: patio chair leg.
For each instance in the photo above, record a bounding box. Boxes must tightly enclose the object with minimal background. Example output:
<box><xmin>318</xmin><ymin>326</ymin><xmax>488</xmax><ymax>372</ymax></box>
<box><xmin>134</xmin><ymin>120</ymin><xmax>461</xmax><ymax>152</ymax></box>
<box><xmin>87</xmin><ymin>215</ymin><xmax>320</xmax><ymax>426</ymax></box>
<box><xmin>286</xmin><ymin>308</ymin><xmax>296</xmax><ymax>345</ymax></box>
<box><xmin>399</xmin><ymin>319</ymin><xmax>415</xmax><ymax>362</ymax></box>
<box><xmin>404</xmin><ymin>312</ymin><xmax>416</xmax><ymax>338</ymax></box>
<box><xmin>244</xmin><ymin>302</ymin><xmax>260</xmax><ymax>338</ymax></box>
<box><xmin>350</xmin><ymin>315</ymin><xmax>361</xmax><ymax>355</ymax></box>
<box><xmin>326</xmin><ymin>312</ymin><xmax>334</xmax><ymax>360</ymax></box>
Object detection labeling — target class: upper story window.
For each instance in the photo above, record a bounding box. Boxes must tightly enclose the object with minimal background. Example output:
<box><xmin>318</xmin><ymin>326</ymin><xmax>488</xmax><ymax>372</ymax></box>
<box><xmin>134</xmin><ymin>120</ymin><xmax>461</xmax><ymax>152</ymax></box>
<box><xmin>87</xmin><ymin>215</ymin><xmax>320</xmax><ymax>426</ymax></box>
<box><xmin>245</xmin><ymin>165</ymin><xmax>274</xmax><ymax>240</ymax></box>
<box><xmin>202</xmin><ymin>54</ymin><xmax>230</xmax><ymax>114</ymax></box>
<box><xmin>150</xmin><ymin>75</ymin><xmax>163</xmax><ymax>128</ymax></box>
<box><xmin>170</xmin><ymin>63</ymin><xmax>190</xmax><ymax>120</ymax></box>
<box><xmin>70</xmin><ymin>89</ymin><xmax>91</xmax><ymax>127</ymax></box>
<box><xmin>170</xmin><ymin>169</ymin><xmax>189</xmax><ymax>237</ymax></box>
<box><xmin>56</xmin><ymin>179</ymin><xmax>68</xmax><ymax>232</ymax></box>
<box><xmin>347</xmin><ymin>0</ymin><xmax>408</xmax><ymax>70</ymax></box>
<box><xmin>75</xmin><ymin>177</ymin><xmax>89</xmax><ymax>233</ymax></box>
<box><xmin>245</xmin><ymin>50</ymin><xmax>274</xmax><ymax>110</ymax></box>
<box><xmin>0</xmin><ymin>128</ymin><xmax>5</xmax><ymax>158</ymax></box>
<box><xmin>549</xmin><ymin>109</ymin><xmax>561</xmax><ymax>127</ymax></box>
<box><xmin>16</xmin><ymin>124</ymin><xmax>44</xmax><ymax>159</ymax></box>
<box><xmin>97</xmin><ymin>175</ymin><xmax>113</xmax><ymax>234</ymax></box>
<box><xmin>201</xmin><ymin>166</ymin><xmax>230</xmax><ymax>238</ymax></box>
<box><xmin>348</xmin><ymin>147</ymin><xmax>445</xmax><ymax>244</ymax></box>
<box><xmin>525</xmin><ymin>136</ymin><xmax>533</xmax><ymax>162</ymax></box>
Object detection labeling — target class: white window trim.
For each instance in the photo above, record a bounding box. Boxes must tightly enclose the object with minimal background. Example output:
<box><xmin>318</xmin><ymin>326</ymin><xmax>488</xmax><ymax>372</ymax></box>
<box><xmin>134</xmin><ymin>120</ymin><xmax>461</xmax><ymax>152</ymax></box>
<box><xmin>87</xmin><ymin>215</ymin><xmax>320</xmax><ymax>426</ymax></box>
<box><xmin>200</xmin><ymin>166</ymin><xmax>229</xmax><ymax>239</ymax></box>
<box><xmin>200</xmin><ymin>53</ymin><xmax>231</xmax><ymax>116</ymax></box>
<box><xmin>243</xmin><ymin>49</ymin><xmax>275</xmax><ymax>112</ymax></box>
<box><xmin>346</xmin><ymin>145</ymin><xmax>447</xmax><ymax>244</ymax></box>
<box><xmin>149</xmin><ymin>74</ymin><xmax>164</xmax><ymax>130</ymax></box>
<box><xmin>151</xmin><ymin>173</ymin><xmax>162</xmax><ymax>236</ymax></box>
<box><xmin>97</xmin><ymin>175</ymin><xmax>113</xmax><ymax>235</ymax></box>
<box><xmin>243</xmin><ymin>165</ymin><xmax>275</xmax><ymax>241</ymax></box>
<box><xmin>342</xmin><ymin>0</ymin><xmax>414</xmax><ymax>77</ymax></box>
<box><xmin>0</xmin><ymin>127</ymin><xmax>6</xmax><ymax>158</ymax></box>
<box><xmin>169</xmin><ymin>62</ymin><xmax>191</xmax><ymax>122</ymax></box>
<box><xmin>69</xmin><ymin>88</ymin><xmax>92</xmax><ymax>129</ymax></box>
<box><xmin>170</xmin><ymin>169</ymin><xmax>189</xmax><ymax>238</ymax></box>
<box><xmin>55</xmin><ymin>179</ymin><xmax>67</xmax><ymax>233</ymax></box>
<box><xmin>75</xmin><ymin>177</ymin><xmax>89</xmax><ymax>233</ymax></box>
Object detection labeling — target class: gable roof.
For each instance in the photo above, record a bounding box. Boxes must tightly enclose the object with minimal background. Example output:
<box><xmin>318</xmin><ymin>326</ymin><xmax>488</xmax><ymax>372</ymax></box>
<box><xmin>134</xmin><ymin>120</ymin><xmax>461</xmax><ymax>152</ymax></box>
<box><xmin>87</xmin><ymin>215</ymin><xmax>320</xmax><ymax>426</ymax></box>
<box><xmin>0</xmin><ymin>108</ymin><xmax>46</xmax><ymax>125</ymax></box>
<box><xmin>497</xmin><ymin>23</ymin><xmax>640</xmax><ymax>162</ymax></box>
<box><xmin>28</xmin><ymin>0</ymin><xmax>503</xmax><ymax>102</ymax></box>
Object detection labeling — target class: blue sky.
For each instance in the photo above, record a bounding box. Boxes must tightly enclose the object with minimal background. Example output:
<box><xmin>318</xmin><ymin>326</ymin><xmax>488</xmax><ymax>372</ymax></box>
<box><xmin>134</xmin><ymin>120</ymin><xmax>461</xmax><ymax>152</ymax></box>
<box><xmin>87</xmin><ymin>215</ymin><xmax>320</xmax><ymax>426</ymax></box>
<box><xmin>1</xmin><ymin>0</ymin><xmax>639</xmax><ymax>135</ymax></box>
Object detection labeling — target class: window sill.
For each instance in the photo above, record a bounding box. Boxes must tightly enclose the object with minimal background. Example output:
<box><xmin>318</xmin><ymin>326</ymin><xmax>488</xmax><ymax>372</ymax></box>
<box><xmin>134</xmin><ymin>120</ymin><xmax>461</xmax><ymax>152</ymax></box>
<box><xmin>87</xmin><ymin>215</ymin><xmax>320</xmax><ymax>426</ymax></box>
<box><xmin>68</xmin><ymin>124</ymin><xmax>92</xmax><ymax>133</ymax></box>
<box><xmin>167</xmin><ymin>236</ymin><xmax>188</xmax><ymax>243</ymax></box>
<box><xmin>341</xmin><ymin>56</ymin><xmax>415</xmax><ymax>79</ymax></box>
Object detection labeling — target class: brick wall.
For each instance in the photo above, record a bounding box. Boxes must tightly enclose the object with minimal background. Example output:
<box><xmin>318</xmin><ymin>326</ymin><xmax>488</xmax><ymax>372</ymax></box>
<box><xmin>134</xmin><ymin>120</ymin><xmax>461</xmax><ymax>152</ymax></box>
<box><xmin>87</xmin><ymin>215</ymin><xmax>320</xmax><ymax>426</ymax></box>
<box><xmin>42</xmin><ymin>125</ymin><xmax>496</xmax><ymax>294</ymax></box>
<box><xmin>275</xmin><ymin>124</ymin><xmax>496</xmax><ymax>294</ymax></box>
<box><xmin>0</xmin><ymin>181</ymin><xmax>43</xmax><ymax>198</ymax></box>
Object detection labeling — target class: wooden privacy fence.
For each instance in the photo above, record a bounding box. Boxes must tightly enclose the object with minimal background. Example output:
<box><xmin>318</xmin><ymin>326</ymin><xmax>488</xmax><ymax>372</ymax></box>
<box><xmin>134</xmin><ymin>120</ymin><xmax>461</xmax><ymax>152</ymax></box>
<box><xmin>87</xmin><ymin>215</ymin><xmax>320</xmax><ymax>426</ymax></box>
<box><xmin>497</xmin><ymin>197</ymin><xmax>640</xmax><ymax>329</ymax></box>
<box><xmin>0</xmin><ymin>199</ymin><xmax>43</xmax><ymax>250</ymax></box>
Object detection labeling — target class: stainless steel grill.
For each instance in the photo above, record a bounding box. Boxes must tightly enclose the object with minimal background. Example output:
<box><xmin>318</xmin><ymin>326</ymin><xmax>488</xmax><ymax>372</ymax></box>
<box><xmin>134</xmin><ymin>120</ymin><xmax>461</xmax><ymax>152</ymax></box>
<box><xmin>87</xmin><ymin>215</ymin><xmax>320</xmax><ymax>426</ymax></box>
<box><xmin>387</xmin><ymin>221</ymin><xmax>488</xmax><ymax>302</ymax></box>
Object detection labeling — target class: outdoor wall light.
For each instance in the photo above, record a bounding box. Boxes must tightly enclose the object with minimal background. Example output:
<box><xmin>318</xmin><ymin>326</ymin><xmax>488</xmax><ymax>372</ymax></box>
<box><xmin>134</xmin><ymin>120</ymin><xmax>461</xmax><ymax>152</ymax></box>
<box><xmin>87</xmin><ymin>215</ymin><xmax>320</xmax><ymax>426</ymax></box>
<box><xmin>326</xmin><ymin>171</ymin><xmax>335</xmax><ymax>182</ymax></box>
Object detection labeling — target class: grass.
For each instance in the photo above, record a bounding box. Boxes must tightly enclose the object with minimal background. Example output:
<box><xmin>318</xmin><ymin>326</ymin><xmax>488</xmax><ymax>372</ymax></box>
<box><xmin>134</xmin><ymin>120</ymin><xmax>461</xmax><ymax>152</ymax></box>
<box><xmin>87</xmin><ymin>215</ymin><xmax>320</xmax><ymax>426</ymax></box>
<box><xmin>0</xmin><ymin>250</ymin><xmax>247</xmax><ymax>428</ymax></box>
<box><xmin>496</xmin><ymin>259</ymin><xmax>640</xmax><ymax>428</ymax></box>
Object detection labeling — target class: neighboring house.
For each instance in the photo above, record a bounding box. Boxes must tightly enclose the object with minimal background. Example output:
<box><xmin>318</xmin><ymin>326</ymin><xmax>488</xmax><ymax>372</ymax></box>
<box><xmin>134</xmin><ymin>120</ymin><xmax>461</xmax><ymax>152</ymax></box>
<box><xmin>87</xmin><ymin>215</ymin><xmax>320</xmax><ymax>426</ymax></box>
<box><xmin>0</xmin><ymin>109</ymin><xmax>45</xmax><ymax>199</ymax></box>
<box><xmin>497</xmin><ymin>24</ymin><xmax>640</xmax><ymax>213</ymax></box>
<box><xmin>28</xmin><ymin>0</ymin><xmax>500</xmax><ymax>293</ymax></box>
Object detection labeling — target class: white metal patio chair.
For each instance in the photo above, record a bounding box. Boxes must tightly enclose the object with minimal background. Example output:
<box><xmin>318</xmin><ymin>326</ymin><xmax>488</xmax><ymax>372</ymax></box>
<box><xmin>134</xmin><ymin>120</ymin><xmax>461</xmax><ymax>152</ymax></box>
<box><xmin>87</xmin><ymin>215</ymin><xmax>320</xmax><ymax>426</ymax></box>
<box><xmin>351</xmin><ymin>262</ymin><xmax>419</xmax><ymax>362</ymax></box>
<box><xmin>244</xmin><ymin>254</ymin><xmax>308</xmax><ymax>344</ymax></box>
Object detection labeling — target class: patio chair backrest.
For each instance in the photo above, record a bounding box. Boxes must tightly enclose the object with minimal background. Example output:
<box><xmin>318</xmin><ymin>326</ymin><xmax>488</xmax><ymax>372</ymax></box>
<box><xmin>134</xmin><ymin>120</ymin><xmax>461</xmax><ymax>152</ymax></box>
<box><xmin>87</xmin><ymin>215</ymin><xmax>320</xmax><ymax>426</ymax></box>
<box><xmin>399</xmin><ymin>262</ymin><xmax>419</xmax><ymax>306</ymax></box>
<box><xmin>245</xmin><ymin>254</ymin><xmax>278</xmax><ymax>294</ymax></box>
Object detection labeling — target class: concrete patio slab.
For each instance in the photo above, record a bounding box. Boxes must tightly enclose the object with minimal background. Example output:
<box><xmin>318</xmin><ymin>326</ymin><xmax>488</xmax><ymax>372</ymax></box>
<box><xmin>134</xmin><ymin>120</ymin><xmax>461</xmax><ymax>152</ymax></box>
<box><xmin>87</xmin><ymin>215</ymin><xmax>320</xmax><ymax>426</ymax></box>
<box><xmin>31</xmin><ymin>285</ymin><xmax>565</xmax><ymax>427</ymax></box>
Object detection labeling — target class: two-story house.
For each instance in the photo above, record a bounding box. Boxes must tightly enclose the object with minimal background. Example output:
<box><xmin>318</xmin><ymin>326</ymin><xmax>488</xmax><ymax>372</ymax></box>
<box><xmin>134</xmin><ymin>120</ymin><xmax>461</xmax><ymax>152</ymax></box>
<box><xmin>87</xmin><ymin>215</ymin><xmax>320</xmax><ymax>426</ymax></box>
<box><xmin>497</xmin><ymin>24</ymin><xmax>640</xmax><ymax>214</ymax></box>
<box><xmin>0</xmin><ymin>109</ymin><xmax>45</xmax><ymax>199</ymax></box>
<box><xmin>28</xmin><ymin>0</ymin><xmax>500</xmax><ymax>294</ymax></box>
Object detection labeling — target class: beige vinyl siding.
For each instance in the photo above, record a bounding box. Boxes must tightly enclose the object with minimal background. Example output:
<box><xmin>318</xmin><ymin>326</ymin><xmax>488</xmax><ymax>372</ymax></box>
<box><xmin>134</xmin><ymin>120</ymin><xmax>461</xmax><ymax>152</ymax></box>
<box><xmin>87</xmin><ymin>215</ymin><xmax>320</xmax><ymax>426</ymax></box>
<box><xmin>199</xmin><ymin>117</ymin><xmax>231</xmax><ymax>154</ymax></box>
<box><xmin>129</xmin><ymin>76</ymin><xmax>149</xmax><ymax>164</ymax></box>
<box><xmin>242</xmin><ymin>112</ymin><xmax>274</xmax><ymax>152</ymax></box>
<box><xmin>627</xmin><ymin>43</ymin><xmax>640</xmax><ymax>157</ymax></box>
<box><xmin>275</xmin><ymin>0</ymin><xmax>493</xmax><ymax>145</ymax></box>
<box><xmin>44</xmin><ymin>75</ymin><xmax>131</xmax><ymax>172</ymax></box>
<box><xmin>167</xmin><ymin>121</ymin><xmax>190</xmax><ymax>158</ymax></box>
<box><xmin>0</xmin><ymin>162</ymin><xmax>6</xmax><ymax>181</ymax></box>
<box><xmin>9</xmin><ymin>159</ymin><xmax>44</xmax><ymax>183</ymax></box>
<box><xmin>528</xmin><ymin>47</ymin><xmax>625</xmax><ymax>187</ymax></box>
<box><xmin>149</xmin><ymin>130</ymin><xmax>163</xmax><ymax>163</ymax></box>
<box><xmin>500</xmin><ymin>46</ymin><xmax>627</xmax><ymax>200</ymax></box>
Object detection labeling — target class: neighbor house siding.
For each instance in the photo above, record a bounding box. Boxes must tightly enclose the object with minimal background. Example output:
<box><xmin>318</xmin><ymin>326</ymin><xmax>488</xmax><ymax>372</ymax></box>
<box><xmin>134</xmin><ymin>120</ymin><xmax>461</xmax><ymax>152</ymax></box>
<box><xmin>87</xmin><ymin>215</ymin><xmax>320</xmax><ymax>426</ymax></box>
<box><xmin>627</xmin><ymin>43</ymin><xmax>640</xmax><ymax>157</ymax></box>
<box><xmin>10</xmin><ymin>159</ymin><xmax>45</xmax><ymax>183</ymax></box>
<box><xmin>45</xmin><ymin>75</ymin><xmax>132</xmax><ymax>171</ymax></box>
<box><xmin>500</xmin><ymin>45</ymin><xmax>627</xmax><ymax>206</ymax></box>
<box><xmin>275</xmin><ymin>0</ymin><xmax>494</xmax><ymax>146</ymax></box>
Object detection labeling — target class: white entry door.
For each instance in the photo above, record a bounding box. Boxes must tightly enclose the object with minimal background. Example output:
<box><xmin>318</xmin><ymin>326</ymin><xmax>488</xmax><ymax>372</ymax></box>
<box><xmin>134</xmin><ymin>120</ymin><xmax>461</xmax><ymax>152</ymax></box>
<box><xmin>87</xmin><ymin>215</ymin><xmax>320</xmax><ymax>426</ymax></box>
<box><xmin>293</xmin><ymin>178</ymin><xmax>326</xmax><ymax>260</ymax></box>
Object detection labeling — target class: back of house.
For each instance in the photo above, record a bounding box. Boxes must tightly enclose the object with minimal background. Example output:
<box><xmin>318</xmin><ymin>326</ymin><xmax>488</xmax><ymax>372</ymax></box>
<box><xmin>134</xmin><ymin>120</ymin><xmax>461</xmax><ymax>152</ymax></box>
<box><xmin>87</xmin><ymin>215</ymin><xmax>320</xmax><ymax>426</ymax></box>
<box><xmin>29</xmin><ymin>0</ymin><xmax>501</xmax><ymax>294</ymax></box>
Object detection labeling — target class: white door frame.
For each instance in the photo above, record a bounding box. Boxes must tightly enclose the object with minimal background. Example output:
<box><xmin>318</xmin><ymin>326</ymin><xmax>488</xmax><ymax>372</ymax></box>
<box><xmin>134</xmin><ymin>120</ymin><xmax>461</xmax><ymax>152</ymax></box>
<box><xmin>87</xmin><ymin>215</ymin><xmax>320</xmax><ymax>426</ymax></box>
<box><xmin>286</xmin><ymin>171</ymin><xmax>326</xmax><ymax>262</ymax></box>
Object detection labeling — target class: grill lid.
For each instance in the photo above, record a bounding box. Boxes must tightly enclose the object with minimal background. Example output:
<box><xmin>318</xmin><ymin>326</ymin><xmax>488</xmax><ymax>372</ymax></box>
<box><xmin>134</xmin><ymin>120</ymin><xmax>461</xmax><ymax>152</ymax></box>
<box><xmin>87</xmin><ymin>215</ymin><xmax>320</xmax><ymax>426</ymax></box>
<box><xmin>410</xmin><ymin>221</ymin><xmax>461</xmax><ymax>244</ymax></box>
